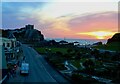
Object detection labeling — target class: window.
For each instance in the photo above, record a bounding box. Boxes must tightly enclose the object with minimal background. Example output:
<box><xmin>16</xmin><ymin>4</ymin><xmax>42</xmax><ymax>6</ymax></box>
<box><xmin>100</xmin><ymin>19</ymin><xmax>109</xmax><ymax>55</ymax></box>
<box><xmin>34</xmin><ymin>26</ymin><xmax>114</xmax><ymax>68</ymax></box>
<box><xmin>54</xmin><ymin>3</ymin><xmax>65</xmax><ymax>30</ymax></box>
<box><xmin>3</xmin><ymin>43</ymin><xmax>5</xmax><ymax>47</ymax></box>
<box><xmin>12</xmin><ymin>41</ymin><xmax>14</xmax><ymax>47</ymax></box>
<box><xmin>7</xmin><ymin>43</ymin><xmax>10</xmax><ymax>47</ymax></box>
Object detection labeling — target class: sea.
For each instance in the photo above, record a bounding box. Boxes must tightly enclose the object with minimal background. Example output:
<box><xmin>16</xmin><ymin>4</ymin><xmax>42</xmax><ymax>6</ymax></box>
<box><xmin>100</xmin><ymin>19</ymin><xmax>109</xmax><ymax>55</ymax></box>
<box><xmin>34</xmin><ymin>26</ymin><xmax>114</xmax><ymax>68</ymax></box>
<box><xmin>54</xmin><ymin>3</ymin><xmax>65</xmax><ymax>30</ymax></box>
<box><xmin>45</xmin><ymin>38</ymin><xmax>107</xmax><ymax>45</ymax></box>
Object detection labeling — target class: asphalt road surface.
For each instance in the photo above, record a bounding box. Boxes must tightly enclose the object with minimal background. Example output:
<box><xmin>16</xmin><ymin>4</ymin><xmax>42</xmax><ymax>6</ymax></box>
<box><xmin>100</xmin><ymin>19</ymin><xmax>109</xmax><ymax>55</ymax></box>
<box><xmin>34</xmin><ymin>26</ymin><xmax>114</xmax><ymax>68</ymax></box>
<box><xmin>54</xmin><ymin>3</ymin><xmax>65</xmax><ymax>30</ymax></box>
<box><xmin>7</xmin><ymin>44</ymin><xmax>70</xmax><ymax>84</ymax></box>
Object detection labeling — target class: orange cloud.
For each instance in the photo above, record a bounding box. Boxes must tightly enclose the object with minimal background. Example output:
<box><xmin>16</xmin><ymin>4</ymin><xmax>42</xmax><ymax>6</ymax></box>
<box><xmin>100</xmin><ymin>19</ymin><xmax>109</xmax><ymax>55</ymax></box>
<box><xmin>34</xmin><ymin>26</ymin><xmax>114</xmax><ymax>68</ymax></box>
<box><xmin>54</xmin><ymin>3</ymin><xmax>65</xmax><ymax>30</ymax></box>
<box><xmin>77</xmin><ymin>31</ymin><xmax>116</xmax><ymax>39</ymax></box>
<box><xmin>39</xmin><ymin>11</ymin><xmax>118</xmax><ymax>39</ymax></box>
<box><xmin>68</xmin><ymin>12</ymin><xmax>118</xmax><ymax>32</ymax></box>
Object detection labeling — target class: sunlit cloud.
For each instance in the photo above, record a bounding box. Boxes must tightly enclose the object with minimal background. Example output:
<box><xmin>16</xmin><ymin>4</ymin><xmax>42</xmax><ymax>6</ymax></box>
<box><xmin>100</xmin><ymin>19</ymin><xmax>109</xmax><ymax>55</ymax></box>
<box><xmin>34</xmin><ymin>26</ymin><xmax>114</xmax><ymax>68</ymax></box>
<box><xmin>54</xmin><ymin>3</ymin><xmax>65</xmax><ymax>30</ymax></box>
<box><xmin>68</xmin><ymin>11</ymin><xmax>118</xmax><ymax>32</ymax></box>
<box><xmin>44</xmin><ymin>11</ymin><xmax>117</xmax><ymax>39</ymax></box>
<box><xmin>2</xmin><ymin>2</ymin><xmax>118</xmax><ymax>39</ymax></box>
<box><xmin>77</xmin><ymin>31</ymin><xmax>116</xmax><ymax>39</ymax></box>
<box><xmin>16</xmin><ymin>2</ymin><xmax>117</xmax><ymax>22</ymax></box>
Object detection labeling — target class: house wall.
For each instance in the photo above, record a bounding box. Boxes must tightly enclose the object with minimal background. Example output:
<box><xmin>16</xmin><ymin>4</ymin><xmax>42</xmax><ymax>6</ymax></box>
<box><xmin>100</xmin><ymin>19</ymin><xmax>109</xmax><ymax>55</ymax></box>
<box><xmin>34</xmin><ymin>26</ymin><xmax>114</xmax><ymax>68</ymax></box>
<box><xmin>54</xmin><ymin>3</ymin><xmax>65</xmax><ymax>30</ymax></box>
<box><xmin>0</xmin><ymin>45</ymin><xmax>8</xmax><ymax>84</ymax></box>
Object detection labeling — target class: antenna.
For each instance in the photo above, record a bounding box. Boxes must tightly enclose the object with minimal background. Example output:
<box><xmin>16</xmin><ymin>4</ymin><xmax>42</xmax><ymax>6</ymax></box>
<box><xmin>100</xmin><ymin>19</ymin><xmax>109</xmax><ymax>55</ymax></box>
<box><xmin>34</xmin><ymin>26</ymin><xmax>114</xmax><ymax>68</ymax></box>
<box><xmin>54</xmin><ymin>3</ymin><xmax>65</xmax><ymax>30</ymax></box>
<box><xmin>64</xmin><ymin>37</ymin><xmax>66</xmax><ymax>41</ymax></box>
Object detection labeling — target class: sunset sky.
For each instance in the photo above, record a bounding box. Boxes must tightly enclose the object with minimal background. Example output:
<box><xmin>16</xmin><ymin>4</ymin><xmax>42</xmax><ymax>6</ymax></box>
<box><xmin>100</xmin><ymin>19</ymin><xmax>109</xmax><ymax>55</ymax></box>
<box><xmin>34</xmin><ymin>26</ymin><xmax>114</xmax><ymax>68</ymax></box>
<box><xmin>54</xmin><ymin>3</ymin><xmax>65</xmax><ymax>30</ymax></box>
<box><xmin>2</xmin><ymin>1</ymin><xmax>118</xmax><ymax>39</ymax></box>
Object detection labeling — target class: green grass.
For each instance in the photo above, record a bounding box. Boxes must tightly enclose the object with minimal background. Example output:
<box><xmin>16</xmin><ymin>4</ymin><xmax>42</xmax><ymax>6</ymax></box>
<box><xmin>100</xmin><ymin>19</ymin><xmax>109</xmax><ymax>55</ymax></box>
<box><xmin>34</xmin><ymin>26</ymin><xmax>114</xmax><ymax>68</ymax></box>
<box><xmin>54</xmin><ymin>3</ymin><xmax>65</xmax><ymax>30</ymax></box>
<box><xmin>93</xmin><ymin>42</ymin><xmax>120</xmax><ymax>52</ymax></box>
<box><xmin>71</xmin><ymin>58</ymin><xmax>103</xmax><ymax>69</ymax></box>
<box><xmin>35</xmin><ymin>47</ymin><xmax>69</xmax><ymax>54</ymax></box>
<box><xmin>71</xmin><ymin>60</ymin><xmax>81</xmax><ymax>68</ymax></box>
<box><xmin>35</xmin><ymin>46</ymin><xmax>92</xmax><ymax>55</ymax></box>
<box><xmin>71</xmin><ymin>58</ymin><xmax>87</xmax><ymax>69</ymax></box>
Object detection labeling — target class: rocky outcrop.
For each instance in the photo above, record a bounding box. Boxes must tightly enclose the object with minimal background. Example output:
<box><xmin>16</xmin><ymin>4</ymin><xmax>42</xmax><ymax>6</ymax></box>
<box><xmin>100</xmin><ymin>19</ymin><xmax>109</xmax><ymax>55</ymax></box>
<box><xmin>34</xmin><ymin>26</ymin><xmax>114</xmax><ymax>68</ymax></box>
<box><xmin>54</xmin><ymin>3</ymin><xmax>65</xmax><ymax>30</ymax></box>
<box><xmin>24</xmin><ymin>29</ymin><xmax>44</xmax><ymax>42</ymax></box>
<box><xmin>14</xmin><ymin>25</ymin><xmax>44</xmax><ymax>43</ymax></box>
<box><xmin>107</xmin><ymin>33</ymin><xmax>120</xmax><ymax>44</ymax></box>
<box><xmin>93</xmin><ymin>42</ymin><xmax>102</xmax><ymax>45</ymax></box>
<box><xmin>2</xmin><ymin>24</ymin><xmax>44</xmax><ymax>43</ymax></box>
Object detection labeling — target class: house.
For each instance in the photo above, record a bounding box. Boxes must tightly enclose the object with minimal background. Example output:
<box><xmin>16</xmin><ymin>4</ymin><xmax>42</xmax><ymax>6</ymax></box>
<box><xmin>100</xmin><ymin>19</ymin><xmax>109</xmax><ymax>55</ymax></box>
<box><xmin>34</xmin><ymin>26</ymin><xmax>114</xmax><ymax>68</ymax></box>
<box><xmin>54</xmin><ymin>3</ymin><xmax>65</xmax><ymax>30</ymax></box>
<box><xmin>0</xmin><ymin>37</ymin><xmax>17</xmax><ymax>62</ymax></box>
<box><xmin>1</xmin><ymin>37</ymin><xmax>16</xmax><ymax>50</ymax></box>
<box><xmin>59</xmin><ymin>40</ymin><xmax>68</xmax><ymax>45</ymax></box>
<box><xmin>73</xmin><ymin>41</ymin><xmax>79</xmax><ymax>46</ymax></box>
<box><xmin>0</xmin><ymin>36</ymin><xmax>18</xmax><ymax>83</ymax></box>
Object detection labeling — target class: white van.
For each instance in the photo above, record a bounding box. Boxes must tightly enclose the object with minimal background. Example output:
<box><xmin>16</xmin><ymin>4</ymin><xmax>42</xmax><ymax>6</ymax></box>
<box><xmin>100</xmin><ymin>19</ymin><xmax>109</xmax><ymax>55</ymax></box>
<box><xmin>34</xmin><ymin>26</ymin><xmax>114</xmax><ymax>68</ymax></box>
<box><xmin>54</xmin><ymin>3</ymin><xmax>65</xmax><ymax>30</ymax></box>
<box><xmin>20</xmin><ymin>63</ymin><xmax>29</xmax><ymax>75</ymax></box>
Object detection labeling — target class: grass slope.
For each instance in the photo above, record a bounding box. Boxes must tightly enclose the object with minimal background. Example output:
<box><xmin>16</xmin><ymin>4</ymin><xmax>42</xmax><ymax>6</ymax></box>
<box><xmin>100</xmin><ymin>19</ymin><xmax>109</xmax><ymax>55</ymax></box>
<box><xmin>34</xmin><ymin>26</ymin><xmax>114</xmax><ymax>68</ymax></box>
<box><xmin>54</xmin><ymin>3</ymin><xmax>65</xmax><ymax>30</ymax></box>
<box><xmin>93</xmin><ymin>42</ymin><xmax>120</xmax><ymax>52</ymax></box>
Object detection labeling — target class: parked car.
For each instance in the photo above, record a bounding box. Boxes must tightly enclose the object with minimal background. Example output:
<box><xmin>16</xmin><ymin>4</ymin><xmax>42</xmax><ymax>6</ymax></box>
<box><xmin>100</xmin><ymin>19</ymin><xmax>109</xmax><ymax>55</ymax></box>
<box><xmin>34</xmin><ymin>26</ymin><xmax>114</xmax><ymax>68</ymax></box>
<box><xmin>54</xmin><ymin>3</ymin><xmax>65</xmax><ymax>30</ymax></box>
<box><xmin>7</xmin><ymin>60</ymin><xmax>18</xmax><ymax>69</ymax></box>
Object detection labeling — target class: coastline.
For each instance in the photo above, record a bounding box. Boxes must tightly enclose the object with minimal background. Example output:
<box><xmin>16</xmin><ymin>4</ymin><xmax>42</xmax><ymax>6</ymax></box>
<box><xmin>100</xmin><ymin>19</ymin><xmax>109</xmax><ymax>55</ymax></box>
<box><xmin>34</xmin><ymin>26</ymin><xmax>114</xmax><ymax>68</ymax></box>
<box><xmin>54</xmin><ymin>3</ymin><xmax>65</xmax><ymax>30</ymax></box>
<box><xmin>45</xmin><ymin>38</ymin><xmax>107</xmax><ymax>45</ymax></box>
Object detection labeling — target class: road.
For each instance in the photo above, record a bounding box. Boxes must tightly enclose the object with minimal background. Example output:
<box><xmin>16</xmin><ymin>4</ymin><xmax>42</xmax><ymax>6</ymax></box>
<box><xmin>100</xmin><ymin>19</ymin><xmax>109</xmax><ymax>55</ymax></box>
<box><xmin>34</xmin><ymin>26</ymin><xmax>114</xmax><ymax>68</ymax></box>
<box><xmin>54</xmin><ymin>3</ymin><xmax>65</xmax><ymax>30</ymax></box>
<box><xmin>7</xmin><ymin>44</ymin><xmax>70</xmax><ymax>83</ymax></box>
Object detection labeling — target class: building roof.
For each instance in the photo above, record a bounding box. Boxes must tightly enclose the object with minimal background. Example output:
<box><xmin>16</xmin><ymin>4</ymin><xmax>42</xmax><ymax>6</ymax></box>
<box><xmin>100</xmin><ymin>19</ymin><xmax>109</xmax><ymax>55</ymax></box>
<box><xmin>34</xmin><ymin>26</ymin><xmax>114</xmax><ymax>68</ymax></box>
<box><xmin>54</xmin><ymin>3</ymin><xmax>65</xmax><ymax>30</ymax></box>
<box><xmin>8</xmin><ymin>33</ymin><xmax>16</xmax><ymax>39</ymax></box>
<box><xmin>0</xmin><ymin>37</ymin><xmax>11</xmax><ymax>45</ymax></box>
<box><xmin>59</xmin><ymin>40</ymin><xmax>68</xmax><ymax>43</ymax></box>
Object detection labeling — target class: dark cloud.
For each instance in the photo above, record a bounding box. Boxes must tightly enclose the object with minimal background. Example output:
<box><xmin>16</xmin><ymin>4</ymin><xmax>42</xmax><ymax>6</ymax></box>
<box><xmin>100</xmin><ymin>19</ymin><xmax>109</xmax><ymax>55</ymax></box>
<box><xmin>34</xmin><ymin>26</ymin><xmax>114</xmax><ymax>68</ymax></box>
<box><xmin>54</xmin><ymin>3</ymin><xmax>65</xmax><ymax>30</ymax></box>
<box><xmin>2</xmin><ymin>2</ymin><xmax>46</xmax><ymax>29</ymax></box>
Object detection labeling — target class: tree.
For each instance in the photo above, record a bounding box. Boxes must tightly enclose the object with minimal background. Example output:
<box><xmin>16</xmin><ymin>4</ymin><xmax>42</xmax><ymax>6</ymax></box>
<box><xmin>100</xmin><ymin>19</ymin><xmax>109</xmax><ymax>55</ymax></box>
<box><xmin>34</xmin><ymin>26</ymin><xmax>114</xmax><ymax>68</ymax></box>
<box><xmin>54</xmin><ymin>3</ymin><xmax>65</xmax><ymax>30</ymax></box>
<box><xmin>75</xmin><ymin>52</ymin><xmax>82</xmax><ymax>60</ymax></box>
<box><xmin>91</xmin><ymin>49</ymin><xmax>100</xmax><ymax>60</ymax></box>
<box><xmin>83</xmin><ymin>59</ymin><xmax>95</xmax><ymax>74</ymax></box>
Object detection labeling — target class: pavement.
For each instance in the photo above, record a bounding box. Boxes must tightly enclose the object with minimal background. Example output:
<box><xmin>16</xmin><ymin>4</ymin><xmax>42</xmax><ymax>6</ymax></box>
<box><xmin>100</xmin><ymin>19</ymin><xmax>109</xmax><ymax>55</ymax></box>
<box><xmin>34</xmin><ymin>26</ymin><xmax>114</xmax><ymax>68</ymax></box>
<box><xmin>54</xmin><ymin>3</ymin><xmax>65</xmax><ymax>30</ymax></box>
<box><xmin>6</xmin><ymin>44</ymin><xmax>70</xmax><ymax>84</ymax></box>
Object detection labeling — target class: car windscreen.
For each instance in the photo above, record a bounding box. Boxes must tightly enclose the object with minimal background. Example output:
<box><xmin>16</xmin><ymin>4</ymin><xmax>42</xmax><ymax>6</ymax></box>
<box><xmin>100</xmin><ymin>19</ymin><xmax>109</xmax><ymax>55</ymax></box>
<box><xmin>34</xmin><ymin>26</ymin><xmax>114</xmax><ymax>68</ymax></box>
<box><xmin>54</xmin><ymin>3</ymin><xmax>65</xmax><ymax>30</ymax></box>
<box><xmin>21</xmin><ymin>65</ymin><xmax>29</xmax><ymax>70</ymax></box>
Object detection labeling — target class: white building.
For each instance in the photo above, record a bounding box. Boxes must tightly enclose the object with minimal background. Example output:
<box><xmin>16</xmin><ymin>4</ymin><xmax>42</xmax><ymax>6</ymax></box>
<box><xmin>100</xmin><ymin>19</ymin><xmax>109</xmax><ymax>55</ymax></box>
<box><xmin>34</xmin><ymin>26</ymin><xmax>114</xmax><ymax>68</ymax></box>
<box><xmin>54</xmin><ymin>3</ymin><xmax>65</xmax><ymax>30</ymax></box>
<box><xmin>0</xmin><ymin>37</ymin><xmax>16</xmax><ymax>50</ymax></box>
<box><xmin>0</xmin><ymin>37</ymin><xmax>17</xmax><ymax>62</ymax></box>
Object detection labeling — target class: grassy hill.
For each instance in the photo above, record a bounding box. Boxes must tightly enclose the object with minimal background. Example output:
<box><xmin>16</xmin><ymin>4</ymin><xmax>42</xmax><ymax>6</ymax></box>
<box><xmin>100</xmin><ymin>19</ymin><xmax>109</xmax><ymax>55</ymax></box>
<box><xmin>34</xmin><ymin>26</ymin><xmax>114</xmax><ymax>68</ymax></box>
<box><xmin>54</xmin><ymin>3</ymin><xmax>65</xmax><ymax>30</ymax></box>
<box><xmin>93</xmin><ymin>42</ymin><xmax>120</xmax><ymax>52</ymax></box>
<box><xmin>93</xmin><ymin>33</ymin><xmax>120</xmax><ymax>52</ymax></box>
